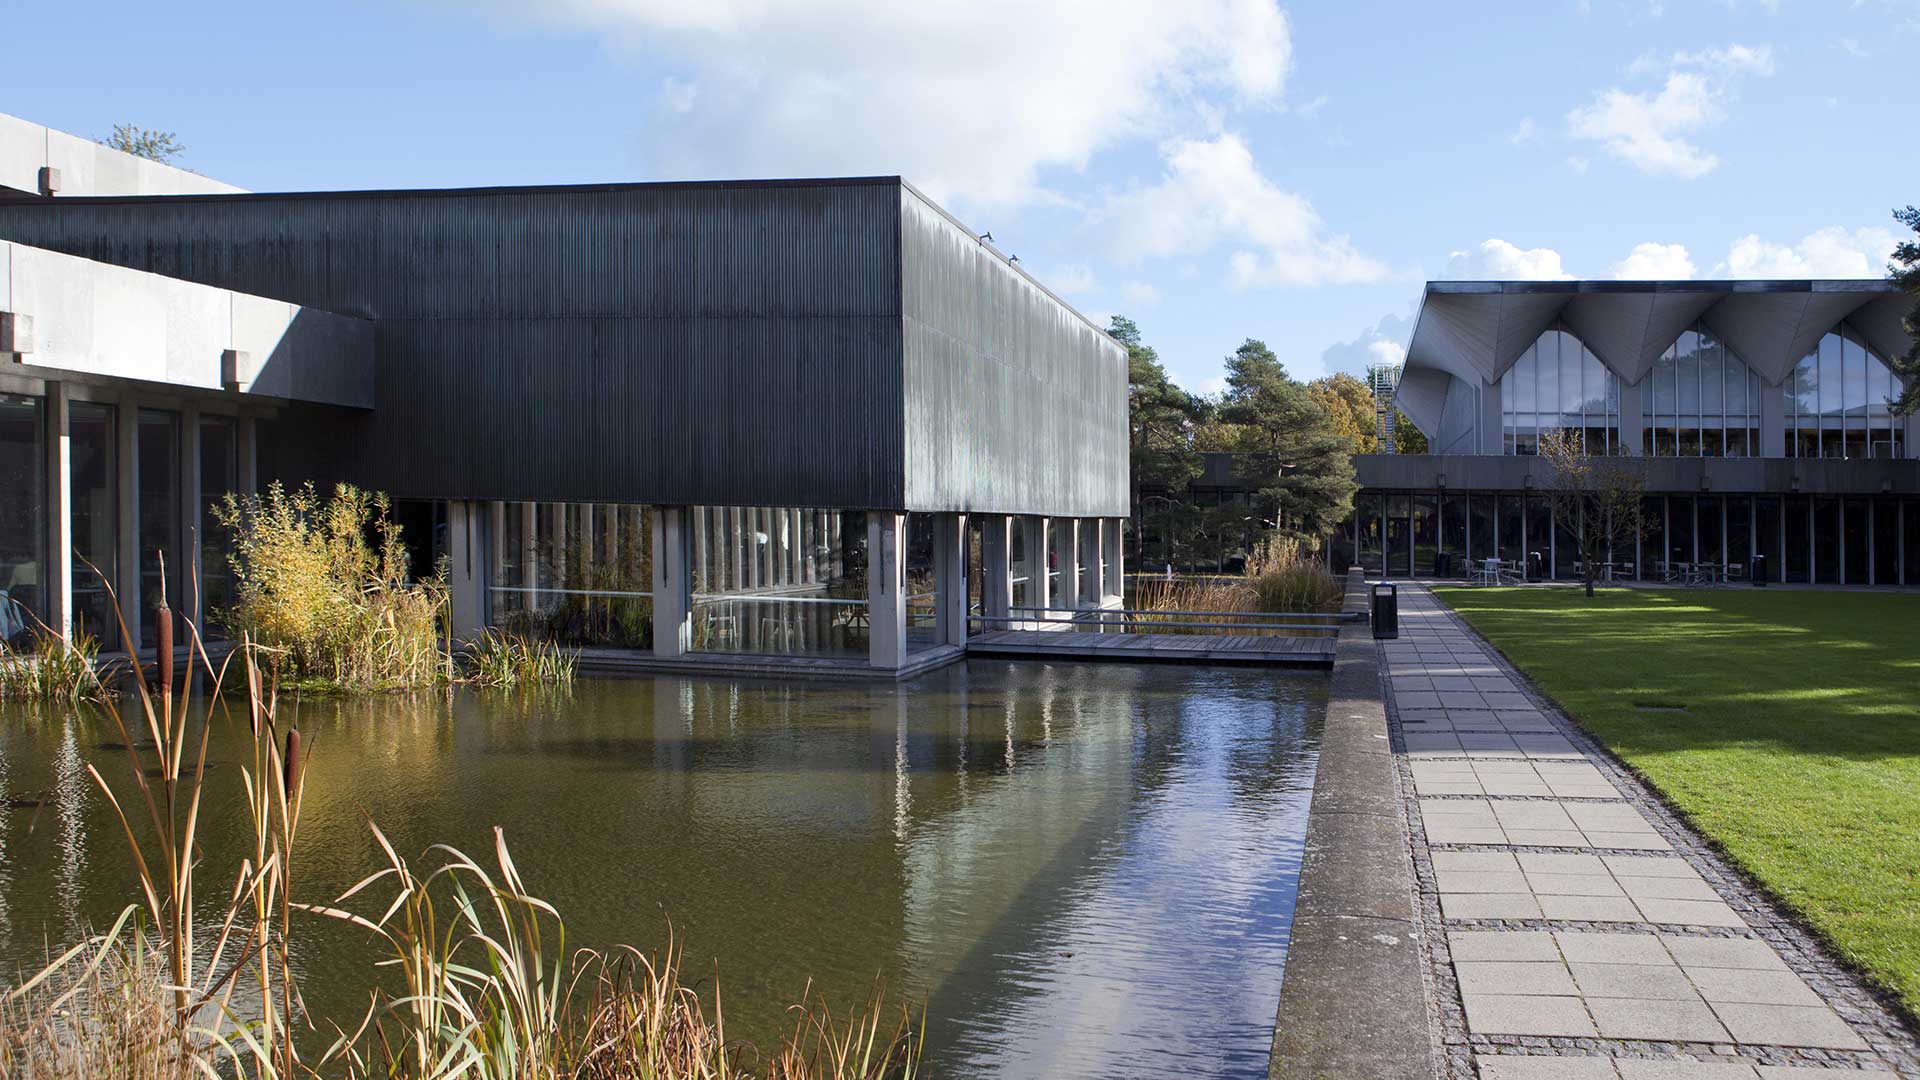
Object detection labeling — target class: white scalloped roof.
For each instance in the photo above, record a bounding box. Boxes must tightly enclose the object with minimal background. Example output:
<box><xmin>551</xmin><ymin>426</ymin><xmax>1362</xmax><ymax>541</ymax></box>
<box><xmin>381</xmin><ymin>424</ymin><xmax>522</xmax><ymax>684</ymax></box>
<box><xmin>1397</xmin><ymin>280</ymin><xmax>1912</xmax><ymax>428</ymax></box>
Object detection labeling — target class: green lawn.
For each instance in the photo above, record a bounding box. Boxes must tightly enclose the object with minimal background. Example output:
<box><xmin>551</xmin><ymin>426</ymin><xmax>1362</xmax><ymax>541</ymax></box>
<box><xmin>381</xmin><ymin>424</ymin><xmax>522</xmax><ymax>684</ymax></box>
<box><xmin>1431</xmin><ymin>586</ymin><xmax>1920</xmax><ymax>1019</ymax></box>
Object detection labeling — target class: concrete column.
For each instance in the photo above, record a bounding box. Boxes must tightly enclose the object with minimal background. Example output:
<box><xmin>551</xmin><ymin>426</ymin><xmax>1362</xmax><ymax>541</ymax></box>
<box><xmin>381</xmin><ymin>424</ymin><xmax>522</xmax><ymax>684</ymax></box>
<box><xmin>1103</xmin><ymin>518</ymin><xmax>1124</xmax><ymax>601</ymax></box>
<box><xmin>236</xmin><ymin>415</ymin><xmax>258</xmax><ymax>494</ymax></box>
<box><xmin>651</xmin><ymin>507</ymin><xmax>693</xmax><ymax>656</ymax></box>
<box><xmin>1478</xmin><ymin>377</ymin><xmax>1503</xmax><ymax>455</ymax></box>
<box><xmin>1616</xmin><ymin>378</ymin><xmax>1645</xmax><ymax>455</ymax></box>
<box><xmin>1019</xmin><ymin>515</ymin><xmax>1048</xmax><ymax>627</ymax></box>
<box><xmin>932</xmin><ymin>512</ymin><xmax>967</xmax><ymax>647</ymax></box>
<box><xmin>1051</xmin><ymin>517</ymin><xmax>1080</xmax><ymax>616</ymax></box>
<box><xmin>1759</xmin><ymin>380</ymin><xmax>1788</xmax><ymax>458</ymax></box>
<box><xmin>980</xmin><ymin>514</ymin><xmax>1012</xmax><ymax>627</ymax></box>
<box><xmin>867</xmin><ymin>512</ymin><xmax>906</xmax><ymax>669</ymax></box>
<box><xmin>447</xmin><ymin>501</ymin><xmax>486</xmax><ymax>642</ymax></box>
<box><xmin>45</xmin><ymin>382</ymin><xmax>72</xmax><ymax>641</ymax></box>
<box><xmin>115</xmin><ymin>398</ymin><xmax>139</xmax><ymax>653</ymax></box>
<box><xmin>1077</xmin><ymin>517</ymin><xmax>1101</xmax><ymax>607</ymax></box>
<box><xmin>180</xmin><ymin>406</ymin><xmax>202</xmax><ymax>629</ymax></box>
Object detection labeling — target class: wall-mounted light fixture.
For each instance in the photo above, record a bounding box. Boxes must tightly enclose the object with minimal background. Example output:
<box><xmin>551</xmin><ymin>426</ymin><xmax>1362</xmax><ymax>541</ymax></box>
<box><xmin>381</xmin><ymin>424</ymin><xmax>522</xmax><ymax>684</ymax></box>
<box><xmin>0</xmin><ymin>312</ymin><xmax>32</xmax><ymax>358</ymax></box>
<box><xmin>221</xmin><ymin>349</ymin><xmax>248</xmax><ymax>393</ymax></box>
<box><xmin>36</xmin><ymin>167</ymin><xmax>59</xmax><ymax>196</ymax></box>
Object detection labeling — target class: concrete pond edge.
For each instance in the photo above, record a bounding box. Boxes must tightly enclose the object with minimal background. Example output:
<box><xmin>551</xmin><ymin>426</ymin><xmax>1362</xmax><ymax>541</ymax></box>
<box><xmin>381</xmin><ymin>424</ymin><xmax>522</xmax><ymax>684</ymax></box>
<box><xmin>1269</xmin><ymin>570</ymin><xmax>1441</xmax><ymax>1080</ymax></box>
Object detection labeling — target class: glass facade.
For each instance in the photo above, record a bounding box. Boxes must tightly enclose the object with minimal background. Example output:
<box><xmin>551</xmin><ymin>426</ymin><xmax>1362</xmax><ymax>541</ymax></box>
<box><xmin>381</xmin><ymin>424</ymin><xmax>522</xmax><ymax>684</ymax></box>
<box><xmin>0</xmin><ymin>396</ymin><xmax>45</xmax><ymax>646</ymax></box>
<box><xmin>199</xmin><ymin>416</ymin><xmax>239</xmax><ymax>631</ymax></box>
<box><xmin>1787</xmin><ymin>323</ymin><xmax>1906</xmax><ymax>460</ymax></box>
<box><xmin>137</xmin><ymin>409</ymin><xmax>180</xmax><ymax>643</ymax></box>
<box><xmin>1501</xmin><ymin>323</ymin><xmax>1619</xmax><ymax>455</ymax></box>
<box><xmin>689</xmin><ymin>506</ymin><xmax>866</xmax><ymax>659</ymax></box>
<box><xmin>1340</xmin><ymin>488</ymin><xmax>1918</xmax><ymax>588</ymax></box>
<box><xmin>492</xmin><ymin>502</ymin><xmax>655</xmax><ymax>649</ymax></box>
<box><xmin>1642</xmin><ymin>324</ymin><xmax>1761</xmax><ymax>457</ymax></box>
<box><xmin>70</xmin><ymin>402</ymin><xmax>118</xmax><ymax>645</ymax></box>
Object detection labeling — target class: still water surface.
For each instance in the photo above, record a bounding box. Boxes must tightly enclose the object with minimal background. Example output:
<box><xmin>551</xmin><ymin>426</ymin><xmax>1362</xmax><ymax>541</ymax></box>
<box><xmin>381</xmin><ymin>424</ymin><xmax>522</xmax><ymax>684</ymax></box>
<box><xmin>0</xmin><ymin>660</ymin><xmax>1323</xmax><ymax>1078</ymax></box>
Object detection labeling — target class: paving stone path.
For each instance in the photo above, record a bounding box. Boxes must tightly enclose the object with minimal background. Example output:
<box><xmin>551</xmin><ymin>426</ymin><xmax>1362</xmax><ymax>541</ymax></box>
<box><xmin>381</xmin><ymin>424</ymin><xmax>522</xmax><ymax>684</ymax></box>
<box><xmin>1383</xmin><ymin>582</ymin><xmax>1920</xmax><ymax>1079</ymax></box>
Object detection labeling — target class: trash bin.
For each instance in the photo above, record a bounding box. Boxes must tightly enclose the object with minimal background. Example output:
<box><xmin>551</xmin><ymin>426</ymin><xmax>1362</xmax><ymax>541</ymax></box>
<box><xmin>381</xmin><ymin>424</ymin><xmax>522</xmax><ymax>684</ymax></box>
<box><xmin>1434</xmin><ymin>551</ymin><xmax>1453</xmax><ymax>577</ymax></box>
<box><xmin>1750</xmin><ymin>554</ymin><xmax>1767</xmax><ymax>587</ymax></box>
<box><xmin>1371</xmin><ymin>582</ymin><xmax>1399</xmax><ymax>640</ymax></box>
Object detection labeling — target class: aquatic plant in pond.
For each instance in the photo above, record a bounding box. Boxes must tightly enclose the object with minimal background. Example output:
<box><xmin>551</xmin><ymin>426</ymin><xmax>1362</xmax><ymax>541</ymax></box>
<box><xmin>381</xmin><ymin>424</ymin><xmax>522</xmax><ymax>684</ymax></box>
<box><xmin>213</xmin><ymin>482</ymin><xmax>449</xmax><ymax>692</ymax></box>
<box><xmin>0</xmin><ymin>627</ymin><xmax>107</xmax><ymax>703</ymax></box>
<box><xmin>1133</xmin><ymin>537</ymin><xmax>1342</xmax><ymax>633</ymax></box>
<box><xmin>460</xmin><ymin>627</ymin><xmax>577</xmax><ymax>688</ymax></box>
<box><xmin>1</xmin><ymin>584</ymin><xmax>922</xmax><ymax>1080</ymax></box>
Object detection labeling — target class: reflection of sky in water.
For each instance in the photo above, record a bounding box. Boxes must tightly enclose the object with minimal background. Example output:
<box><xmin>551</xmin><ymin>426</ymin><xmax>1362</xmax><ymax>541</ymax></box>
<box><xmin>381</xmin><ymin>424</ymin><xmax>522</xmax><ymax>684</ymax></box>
<box><xmin>0</xmin><ymin>663</ymin><xmax>1320</xmax><ymax>1075</ymax></box>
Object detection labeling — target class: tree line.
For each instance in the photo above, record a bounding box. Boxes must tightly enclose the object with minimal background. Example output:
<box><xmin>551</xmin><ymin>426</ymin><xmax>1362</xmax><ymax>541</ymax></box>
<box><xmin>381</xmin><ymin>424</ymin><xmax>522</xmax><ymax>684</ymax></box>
<box><xmin>1117</xmin><ymin>315</ymin><xmax>1423</xmax><ymax>572</ymax></box>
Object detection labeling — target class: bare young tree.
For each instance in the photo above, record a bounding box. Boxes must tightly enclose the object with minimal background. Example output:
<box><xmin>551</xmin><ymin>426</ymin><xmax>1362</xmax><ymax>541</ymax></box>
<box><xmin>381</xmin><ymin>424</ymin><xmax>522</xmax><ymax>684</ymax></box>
<box><xmin>1538</xmin><ymin>429</ymin><xmax>1646</xmax><ymax>598</ymax></box>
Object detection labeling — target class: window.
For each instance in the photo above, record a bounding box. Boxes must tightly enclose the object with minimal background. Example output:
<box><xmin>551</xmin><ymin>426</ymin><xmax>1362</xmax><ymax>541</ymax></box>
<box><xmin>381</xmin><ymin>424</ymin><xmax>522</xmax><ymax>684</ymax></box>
<box><xmin>1641</xmin><ymin>324</ymin><xmax>1762</xmax><ymax>457</ymax></box>
<box><xmin>137</xmin><ymin>410</ymin><xmax>180</xmax><ymax>644</ymax></box>
<box><xmin>492</xmin><ymin>502</ymin><xmax>656</xmax><ymax>650</ymax></box>
<box><xmin>1502</xmin><ymin>323</ymin><xmax>1619</xmax><ymax>455</ymax></box>
<box><xmin>0</xmin><ymin>395</ymin><xmax>45</xmax><ymax>646</ymax></box>
<box><xmin>70</xmin><ymin>402</ymin><xmax>118</xmax><ymax>646</ymax></box>
<box><xmin>1788</xmin><ymin>323</ymin><xmax>1907</xmax><ymax>459</ymax></box>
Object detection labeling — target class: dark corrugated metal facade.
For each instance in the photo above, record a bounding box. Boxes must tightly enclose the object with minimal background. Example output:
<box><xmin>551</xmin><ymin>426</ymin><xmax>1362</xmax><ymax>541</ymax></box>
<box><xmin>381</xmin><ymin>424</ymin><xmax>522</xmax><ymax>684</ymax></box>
<box><xmin>0</xmin><ymin>178</ymin><xmax>1126</xmax><ymax>515</ymax></box>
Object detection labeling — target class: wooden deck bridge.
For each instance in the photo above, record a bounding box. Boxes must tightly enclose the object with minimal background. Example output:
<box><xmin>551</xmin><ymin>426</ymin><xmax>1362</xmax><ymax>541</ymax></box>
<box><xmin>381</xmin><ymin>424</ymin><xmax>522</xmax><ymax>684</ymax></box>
<box><xmin>963</xmin><ymin>607</ymin><xmax>1349</xmax><ymax>668</ymax></box>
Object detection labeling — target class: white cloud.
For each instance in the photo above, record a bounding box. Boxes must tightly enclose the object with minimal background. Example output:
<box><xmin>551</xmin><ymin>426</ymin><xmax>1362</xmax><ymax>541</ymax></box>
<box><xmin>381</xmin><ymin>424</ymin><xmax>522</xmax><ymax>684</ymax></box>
<box><xmin>1611</xmin><ymin>241</ymin><xmax>1697</xmax><ymax>279</ymax></box>
<box><xmin>1169</xmin><ymin>370</ymin><xmax>1230</xmax><ymax>398</ymax></box>
<box><xmin>1097</xmin><ymin>133</ymin><xmax>1390</xmax><ymax>288</ymax></box>
<box><xmin>1319</xmin><ymin>309</ymin><xmax>1415</xmax><ymax>378</ymax></box>
<box><xmin>1508</xmin><ymin>116</ymin><xmax>1540</xmax><ymax>145</ymax></box>
<box><xmin>485</xmin><ymin>0</ymin><xmax>1293</xmax><ymax>209</ymax></box>
<box><xmin>1443</xmin><ymin>239</ymin><xmax>1573</xmax><ymax>280</ymax></box>
<box><xmin>1294</xmin><ymin>94</ymin><xmax>1330</xmax><ymax>118</ymax></box>
<box><xmin>1567</xmin><ymin>43</ymin><xmax>1772</xmax><ymax>178</ymax></box>
<box><xmin>1718</xmin><ymin>226</ymin><xmax>1899</xmax><ymax>278</ymax></box>
<box><xmin>1120</xmin><ymin>280</ymin><xmax>1161</xmax><ymax>306</ymax></box>
<box><xmin>1049</xmin><ymin>262</ymin><xmax>1097</xmax><ymax>295</ymax></box>
<box><xmin>1567</xmin><ymin>155</ymin><xmax>1591</xmax><ymax>173</ymax></box>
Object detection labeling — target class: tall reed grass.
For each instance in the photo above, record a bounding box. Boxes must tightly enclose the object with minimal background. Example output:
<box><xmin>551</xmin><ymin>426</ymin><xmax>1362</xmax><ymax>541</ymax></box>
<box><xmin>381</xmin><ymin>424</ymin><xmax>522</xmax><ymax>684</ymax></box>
<box><xmin>214</xmin><ymin>482</ymin><xmax>449</xmax><ymax>692</ymax></box>
<box><xmin>0</xmin><ymin>627</ymin><xmax>107</xmax><ymax>703</ymax></box>
<box><xmin>1132</xmin><ymin>536</ymin><xmax>1342</xmax><ymax>635</ymax></box>
<box><xmin>461</xmin><ymin>627</ymin><xmax>577</xmax><ymax>689</ymax></box>
<box><xmin>1</xmin><ymin>579</ymin><xmax>921</xmax><ymax>1080</ymax></box>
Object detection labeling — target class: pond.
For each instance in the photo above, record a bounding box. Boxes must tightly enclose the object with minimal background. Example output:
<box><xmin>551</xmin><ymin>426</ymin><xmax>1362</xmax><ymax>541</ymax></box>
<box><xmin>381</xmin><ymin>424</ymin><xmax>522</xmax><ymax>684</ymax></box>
<box><xmin>0</xmin><ymin>660</ymin><xmax>1324</xmax><ymax>1079</ymax></box>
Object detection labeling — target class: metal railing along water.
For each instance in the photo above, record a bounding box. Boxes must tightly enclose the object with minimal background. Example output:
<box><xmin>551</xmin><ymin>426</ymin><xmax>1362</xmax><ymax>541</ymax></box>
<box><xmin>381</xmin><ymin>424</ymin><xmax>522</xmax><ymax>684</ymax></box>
<box><xmin>970</xmin><ymin>605</ymin><xmax>1353</xmax><ymax>636</ymax></box>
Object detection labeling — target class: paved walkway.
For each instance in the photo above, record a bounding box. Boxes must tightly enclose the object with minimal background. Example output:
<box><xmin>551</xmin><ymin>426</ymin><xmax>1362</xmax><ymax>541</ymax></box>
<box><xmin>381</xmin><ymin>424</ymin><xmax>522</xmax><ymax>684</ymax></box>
<box><xmin>1383</xmin><ymin>583</ymin><xmax>1920</xmax><ymax>1079</ymax></box>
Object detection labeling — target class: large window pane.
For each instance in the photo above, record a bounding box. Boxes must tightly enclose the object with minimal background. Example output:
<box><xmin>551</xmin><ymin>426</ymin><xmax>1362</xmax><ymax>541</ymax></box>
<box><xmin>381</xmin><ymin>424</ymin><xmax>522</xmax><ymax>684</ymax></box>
<box><xmin>1905</xmin><ymin>501</ymin><xmax>1920</xmax><ymax>586</ymax></box>
<box><xmin>1726</xmin><ymin>497</ymin><xmax>1752</xmax><ymax>572</ymax></box>
<box><xmin>1525</xmin><ymin>494</ymin><xmax>1551</xmax><ymax>580</ymax></box>
<box><xmin>1872</xmin><ymin>499</ymin><xmax>1899</xmax><ymax>586</ymax></box>
<box><xmin>0</xmin><ymin>396</ymin><xmax>45</xmax><ymax>646</ymax></box>
<box><xmin>1386</xmin><ymin>494</ymin><xmax>1411</xmax><ymax>578</ymax></box>
<box><xmin>1755</xmin><ymin>496</ymin><xmax>1781</xmax><ymax>581</ymax></box>
<box><xmin>1637</xmin><ymin>496</ymin><xmax>1664</xmax><ymax>580</ymax></box>
<box><xmin>1695</xmin><ymin>496</ymin><xmax>1723</xmax><ymax>572</ymax></box>
<box><xmin>1668</xmin><ymin>495</ymin><xmax>1696</xmax><ymax>568</ymax></box>
<box><xmin>1813</xmin><ymin>497</ymin><xmax>1841</xmax><ymax>584</ymax></box>
<box><xmin>137</xmin><ymin>410</ymin><xmax>181</xmax><ymax>646</ymax></box>
<box><xmin>1411</xmin><ymin>492</ymin><xmax>1439</xmax><ymax>577</ymax></box>
<box><xmin>688</xmin><ymin>507</ymin><xmax>864</xmax><ymax>658</ymax></box>
<box><xmin>1439</xmin><ymin>494</ymin><xmax>1467</xmax><ymax>577</ymax></box>
<box><xmin>1784</xmin><ymin>497</ymin><xmax>1810</xmax><ymax>583</ymax></box>
<box><xmin>71</xmin><ymin>402</ymin><xmax>118</xmax><ymax>646</ymax></box>
<box><xmin>1842</xmin><ymin>500</ymin><xmax>1869</xmax><ymax>585</ymax></box>
<box><xmin>491</xmin><ymin>502</ymin><xmax>655</xmax><ymax>650</ymax></box>
<box><xmin>1357</xmin><ymin>493</ymin><xmax>1384</xmax><ymax>575</ymax></box>
<box><xmin>1498</xmin><ymin>494</ymin><xmax>1524</xmax><ymax>568</ymax></box>
<box><xmin>199</xmin><ymin>416</ymin><xmax>239</xmax><ymax>634</ymax></box>
<box><xmin>1468</xmin><ymin>494</ymin><xmax>1496</xmax><ymax>566</ymax></box>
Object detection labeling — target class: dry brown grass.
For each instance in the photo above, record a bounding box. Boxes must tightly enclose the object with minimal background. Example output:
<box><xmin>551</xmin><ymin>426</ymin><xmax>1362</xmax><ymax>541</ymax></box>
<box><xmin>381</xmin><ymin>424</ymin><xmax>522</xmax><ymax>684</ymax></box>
<box><xmin>1131</xmin><ymin>537</ymin><xmax>1342</xmax><ymax>635</ymax></box>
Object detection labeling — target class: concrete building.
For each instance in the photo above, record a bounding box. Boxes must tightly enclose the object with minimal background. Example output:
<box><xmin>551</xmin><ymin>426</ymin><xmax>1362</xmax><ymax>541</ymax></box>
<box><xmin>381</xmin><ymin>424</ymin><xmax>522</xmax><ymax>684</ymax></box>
<box><xmin>1341</xmin><ymin>280</ymin><xmax>1918</xmax><ymax>584</ymax></box>
<box><xmin>0</xmin><ymin>112</ymin><xmax>1128</xmax><ymax>675</ymax></box>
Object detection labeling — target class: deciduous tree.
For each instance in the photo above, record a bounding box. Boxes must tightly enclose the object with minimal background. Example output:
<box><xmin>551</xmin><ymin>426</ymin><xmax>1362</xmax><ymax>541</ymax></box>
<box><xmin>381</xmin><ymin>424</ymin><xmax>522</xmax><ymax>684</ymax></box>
<box><xmin>1890</xmin><ymin>206</ymin><xmax>1920</xmax><ymax>417</ymax></box>
<box><xmin>1538</xmin><ymin>429</ymin><xmax>1645</xmax><ymax>598</ymax></box>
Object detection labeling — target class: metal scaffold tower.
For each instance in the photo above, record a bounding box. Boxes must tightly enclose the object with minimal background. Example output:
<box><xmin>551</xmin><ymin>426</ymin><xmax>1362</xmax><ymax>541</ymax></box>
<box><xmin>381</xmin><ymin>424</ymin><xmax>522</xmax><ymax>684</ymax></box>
<box><xmin>1368</xmin><ymin>363</ymin><xmax>1401</xmax><ymax>453</ymax></box>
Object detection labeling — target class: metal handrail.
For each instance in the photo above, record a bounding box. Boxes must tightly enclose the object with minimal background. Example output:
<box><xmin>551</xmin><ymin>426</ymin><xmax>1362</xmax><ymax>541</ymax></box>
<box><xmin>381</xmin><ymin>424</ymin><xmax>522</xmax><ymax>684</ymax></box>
<box><xmin>970</xmin><ymin>612</ymin><xmax>1344</xmax><ymax>634</ymax></box>
<box><xmin>999</xmin><ymin>604</ymin><xmax>1347</xmax><ymax>620</ymax></box>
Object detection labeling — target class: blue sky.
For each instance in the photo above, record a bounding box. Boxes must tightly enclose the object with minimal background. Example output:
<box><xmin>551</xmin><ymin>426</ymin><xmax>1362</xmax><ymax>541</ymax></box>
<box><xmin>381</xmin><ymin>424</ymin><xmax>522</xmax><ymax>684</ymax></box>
<box><xmin>4</xmin><ymin>0</ymin><xmax>1915</xmax><ymax>393</ymax></box>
